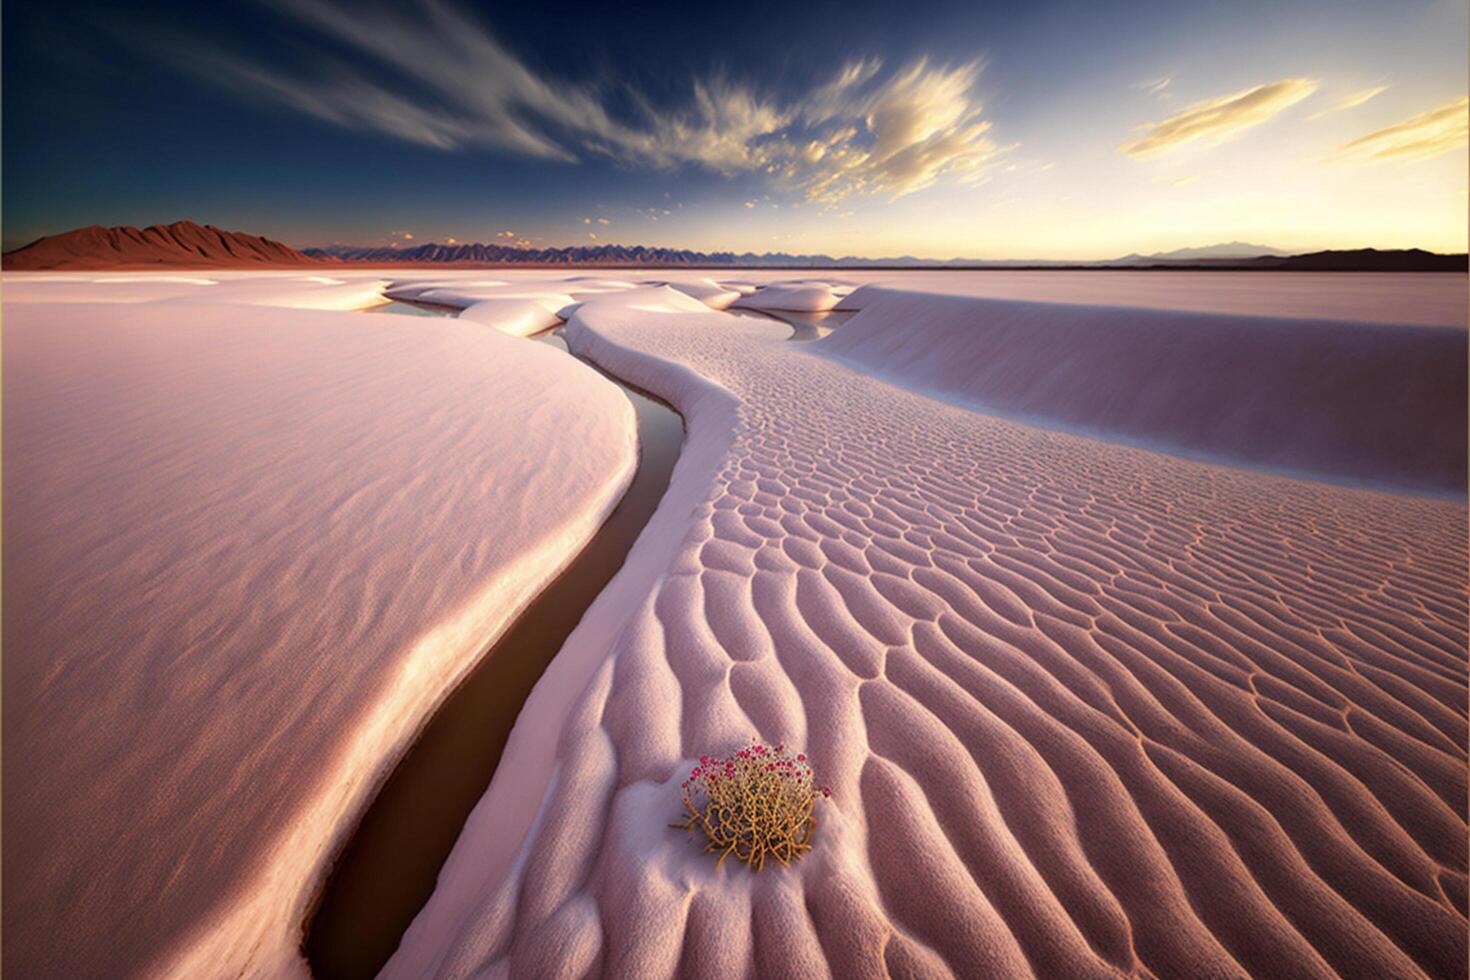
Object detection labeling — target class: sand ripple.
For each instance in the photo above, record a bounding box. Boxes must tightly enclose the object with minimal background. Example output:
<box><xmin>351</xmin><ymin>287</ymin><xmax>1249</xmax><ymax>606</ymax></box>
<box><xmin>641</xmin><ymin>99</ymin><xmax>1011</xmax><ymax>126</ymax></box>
<box><xmin>392</xmin><ymin>301</ymin><xmax>1467</xmax><ymax>978</ymax></box>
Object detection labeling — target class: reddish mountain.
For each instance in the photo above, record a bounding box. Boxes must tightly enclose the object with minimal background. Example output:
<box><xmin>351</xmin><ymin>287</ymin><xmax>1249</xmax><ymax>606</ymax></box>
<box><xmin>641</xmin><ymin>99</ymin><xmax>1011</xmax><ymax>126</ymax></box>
<box><xmin>2</xmin><ymin>221</ymin><xmax>319</xmax><ymax>270</ymax></box>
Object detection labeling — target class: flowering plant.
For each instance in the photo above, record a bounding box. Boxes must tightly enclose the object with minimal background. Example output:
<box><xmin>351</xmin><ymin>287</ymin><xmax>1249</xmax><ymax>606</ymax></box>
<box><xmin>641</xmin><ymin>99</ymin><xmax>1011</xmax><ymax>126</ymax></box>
<box><xmin>676</xmin><ymin>739</ymin><xmax>830</xmax><ymax>871</ymax></box>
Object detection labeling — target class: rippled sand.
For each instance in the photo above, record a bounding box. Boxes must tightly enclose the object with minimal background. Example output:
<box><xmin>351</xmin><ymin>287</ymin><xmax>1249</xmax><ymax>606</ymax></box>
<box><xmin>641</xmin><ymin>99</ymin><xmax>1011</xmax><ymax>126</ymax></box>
<box><xmin>4</xmin><ymin>270</ymin><xmax>1464</xmax><ymax>979</ymax></box>
<box><xmin>393</xmin><ymin>288</ymin><xmax>1467</xmax><ymax>979</ymax></box>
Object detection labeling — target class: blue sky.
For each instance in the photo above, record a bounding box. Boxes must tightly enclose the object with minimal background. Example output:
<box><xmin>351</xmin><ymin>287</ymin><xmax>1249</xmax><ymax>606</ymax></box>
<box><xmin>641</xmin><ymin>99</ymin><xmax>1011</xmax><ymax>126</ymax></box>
<box><xmin>4</xmin><ymin>0</ymin><xmax>1466</xmax><ymax>257</ymax></box>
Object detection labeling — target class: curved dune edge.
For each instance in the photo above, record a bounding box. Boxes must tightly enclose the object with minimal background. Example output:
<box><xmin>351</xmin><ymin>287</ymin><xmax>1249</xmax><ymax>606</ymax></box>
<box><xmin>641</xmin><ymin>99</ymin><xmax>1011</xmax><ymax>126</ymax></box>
<box><xmin>389</xmin><ymin>302</ymin><xmax>1467</xmax><ymax>979</ymax></box>
<box><xmin>821</xmin><ymin>287</ymin><xmax>1468</xmax><ymax>496</ymax></box>
<box><xmin>2</xmin><ymin>296</ymin><xmax>638</xmax><ymax>979</ymax></box>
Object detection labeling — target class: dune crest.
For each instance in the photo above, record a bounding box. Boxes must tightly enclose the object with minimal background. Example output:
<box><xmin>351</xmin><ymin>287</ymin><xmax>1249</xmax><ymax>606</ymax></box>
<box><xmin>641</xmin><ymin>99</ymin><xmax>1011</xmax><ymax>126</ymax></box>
<box><xmin>821</xmin><ymin>287</ymin><xmax>1467</xmax><ymax>495</ymax></box>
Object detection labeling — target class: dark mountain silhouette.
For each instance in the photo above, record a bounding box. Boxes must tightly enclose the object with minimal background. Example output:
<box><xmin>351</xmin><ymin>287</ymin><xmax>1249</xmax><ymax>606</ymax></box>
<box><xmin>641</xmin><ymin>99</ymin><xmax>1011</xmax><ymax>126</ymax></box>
<box><xmin>302</xmin><ymin>241</ymin><xmax>904</xmax><ymax>267</ymax></box>
<box><xmin>6</xmin><ymin>223</ymin><xmax>1464</xmax><ymax>272</ymax></box>
<box><xmin>302</xmin><ymin>241</ymin><xmax>1466</xmax><ymax>271</ymax></box>
<box><xmin>2</xmin><ymin>221</ymin><xmax>319</xmax><ymax>270</ymax></box>
<box><xmin>1242</xmin><ymin>248</ymin><xmax>1466</xmax><ymax>272</ymax></box>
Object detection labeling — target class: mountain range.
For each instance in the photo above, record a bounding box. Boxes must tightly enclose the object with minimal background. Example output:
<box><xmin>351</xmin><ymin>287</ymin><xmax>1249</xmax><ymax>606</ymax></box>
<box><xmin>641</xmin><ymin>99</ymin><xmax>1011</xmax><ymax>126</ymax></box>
<box><xmin>4</xmin><ymin>222</ymin><xmax>1464</xmax><ymax>272</ymax></box>
<box><xmin>302</xmin><ymin>241</ymin><xmax>1464</xmax><ymax>271</ymax></box>
<box><xmin>301</xmin><ymin>239</ymin><xmax>1290</xmax><ymax>267</ymax></box>
<box><xmin>1111</xmin><ymin>242</ymin><xmax>1291</xmax><ymax>264</ymax></box>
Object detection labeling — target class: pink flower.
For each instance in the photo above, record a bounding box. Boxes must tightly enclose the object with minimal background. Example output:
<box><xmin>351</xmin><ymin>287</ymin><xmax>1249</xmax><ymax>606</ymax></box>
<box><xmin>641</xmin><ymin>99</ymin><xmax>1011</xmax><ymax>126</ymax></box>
<box><xmin>797</xmin><ymin>754</ymin><xmax>806</xmax><ymax>762</ymax></box>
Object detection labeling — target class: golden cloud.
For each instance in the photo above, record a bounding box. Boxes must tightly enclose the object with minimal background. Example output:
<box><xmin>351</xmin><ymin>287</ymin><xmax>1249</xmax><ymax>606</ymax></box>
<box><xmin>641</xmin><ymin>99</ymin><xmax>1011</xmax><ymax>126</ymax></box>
<box><xmin>1118</xmin><ymin>78</ymin><xmax>1318</xmax><ymax>159</ymax></box>
<box><xmin>1335</xmin><ymin>86</ymin><xmax>1388</xmax><ymax>112</ymax></box>
<box><xmin>1335</xmin><ymin>95</ymin><xmax>1468</xmax><ymax>163</ymax></box>
<box><xmin>175</xmin><ymin>1</ymin><xmax>1008</xmax><ymax>206</ymax></box>
<box><xmin>1308</xmin><ymin>85</ymin><xmax>1388</xmax><ymax>121</ymax></box>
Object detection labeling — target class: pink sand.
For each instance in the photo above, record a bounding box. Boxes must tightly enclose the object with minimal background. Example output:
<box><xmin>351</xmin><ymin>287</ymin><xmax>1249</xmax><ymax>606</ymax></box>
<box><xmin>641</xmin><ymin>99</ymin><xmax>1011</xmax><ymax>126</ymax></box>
<box><xmin>3</xmin><ymin>290</ymin><xmax>635</xmax><ymax>978</ymax></box>
<box><xmin>390</xmin><ymin>279</ymin><xmax>1467</xmax><ymax>979</ymax></box>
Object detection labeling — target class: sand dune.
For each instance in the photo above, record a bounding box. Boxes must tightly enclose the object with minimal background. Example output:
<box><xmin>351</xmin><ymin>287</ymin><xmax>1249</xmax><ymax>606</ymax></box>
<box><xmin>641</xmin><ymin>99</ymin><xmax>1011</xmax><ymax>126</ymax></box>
<box><xmin>391</xmin><ymin>285</ymin><xmax>1467</xmax><ymax>978</ymax></box>
<box><xmin>734</xmin><ymin>281</ymin><xmax>844</xmax><ymax>312</ymax></box>
<box><xmin>827</xmin><ymin>269</ymin><xmax>1469</xmax><ymax>328</ymax></box>
<box><xmin>659</xmin><ymin>277</ymin><xmax>743</xmax><ymax>309</ymax></box>
<box><xmin>2</xmin><ymin>288</ymin><xmax>636</xmax><ymax>978</ymax></box>
<box><xmin>3</xmin><ymin>270</ymin><xmax>1465</xmax><ymax>979</ymax></box>
<box><xmin>2</xmin><ymin>271</ymin><xmax>389</xmax><ymax>309</ymax></box>
<box><xmin>454</xmin><ymin>298</ymin><xmax>565</xmax><ymax>336</ymax></box>
<box><xmin>820</xmin><ymin>287</ymin><xmax>1467</xmax><ymax>495</ymax></box>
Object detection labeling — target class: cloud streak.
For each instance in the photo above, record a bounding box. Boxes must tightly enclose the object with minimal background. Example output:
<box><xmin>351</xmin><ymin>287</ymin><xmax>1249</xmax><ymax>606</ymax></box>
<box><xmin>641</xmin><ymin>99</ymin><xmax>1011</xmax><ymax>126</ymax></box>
<box><xmin>159</xmin><ymin>0</ymin><xmax>1006</xmax><ymax>202</ymax></box>
<box><xmin>1133</xmin><ymin>77</ymin><xmax>1171</xmax><ymax>99</ymax></box>
<box><xmin>1334</xmin><ymin>95</ymin><xmax>1468</xmax><ymax>163</ymax></box>
<box><xmin>1308</xmin><ymin>85</ymin><xmax>1387</xmax><ymax>120</ymax></box>
<box><xmin>1118</xmin><ymin>78</ymin><xmax>1318</xmax><ymax>159</ymax></box>
<box><xmin>1333</xmin><ymin>86</ymin><xmax>1388</xmax><ymax>112</ymax></box>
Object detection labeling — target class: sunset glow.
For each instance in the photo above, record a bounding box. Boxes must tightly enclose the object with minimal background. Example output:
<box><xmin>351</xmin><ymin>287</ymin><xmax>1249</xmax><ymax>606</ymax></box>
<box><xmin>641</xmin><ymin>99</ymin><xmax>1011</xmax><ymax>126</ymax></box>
<box><xmin>5</xmin><ymin>0</ymin><xmax>1465</xmax><ymax>257</ymax></box>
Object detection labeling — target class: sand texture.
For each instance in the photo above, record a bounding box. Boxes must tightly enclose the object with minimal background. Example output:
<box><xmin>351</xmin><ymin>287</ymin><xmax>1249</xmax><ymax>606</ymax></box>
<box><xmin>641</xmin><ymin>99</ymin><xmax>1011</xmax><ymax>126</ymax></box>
<box><xmin>2</xmin><ymin>288</ymin><xmax>637</xmax><ymax>978</ymax></box>
<box><xmin>820</xmin><ymin>288</ymin><xmax>1467</xmax><ymax>494</ymax></box>
<box><xmin>3</xmin><ymin>269</ymin><xmax>1465</xmax><ymax>979</ymax></box>
<box><xmin>390</xmin><ymin>284</ymin><xmax>1467</xmax><ymax>979</ymax></box>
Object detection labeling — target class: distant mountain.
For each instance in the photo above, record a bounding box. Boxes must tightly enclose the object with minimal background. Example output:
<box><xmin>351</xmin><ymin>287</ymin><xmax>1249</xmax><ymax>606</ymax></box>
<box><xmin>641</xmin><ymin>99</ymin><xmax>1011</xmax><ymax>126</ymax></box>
<box><xmin>1245</xmin><ymin>248</ymin><xmax>1467</xmax><ymax>272</ymax></box>
<box><xmin>2</xmin><ymin>221</ymin><xmax>319</xmax><ymax>270</ymax></box>
<box><xmin>6</xmin><ymin>223</ymin><xmax>1464</xmax><ymax>272</ymax></box>
<box><xmin>1111</xmin><ymin>241</ymin><xmax>1290</xmax><ymax>264</ymax></box>
<box><xmin>305</xmin><ymin>240</ymin><xmax>1465</xmax><ymax>272</ymax></box>
<box><xmin>301</xmin><ymin>241</ymin><xmax>932</xmax><ymax>268</ymax></box>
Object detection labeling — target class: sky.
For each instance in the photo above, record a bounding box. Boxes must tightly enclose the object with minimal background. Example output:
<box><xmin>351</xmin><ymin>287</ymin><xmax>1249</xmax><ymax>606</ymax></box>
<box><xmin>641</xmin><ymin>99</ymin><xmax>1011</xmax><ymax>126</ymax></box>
<box><xmin>4</xmin><ymin>0</ymin><xmax>1467</xmax><ymax>258</ymax></box>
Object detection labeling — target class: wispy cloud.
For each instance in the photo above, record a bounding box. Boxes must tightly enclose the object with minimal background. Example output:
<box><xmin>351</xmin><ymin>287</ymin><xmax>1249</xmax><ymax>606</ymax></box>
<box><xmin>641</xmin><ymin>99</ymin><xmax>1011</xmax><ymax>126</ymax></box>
<box><xmin>1308</xmin><ymin>85</ymin><xmax>1387</xmax><ymax>120</ymax></box>
<box><xmin>1333</xmin><ymin>86</ymin><xmax>1388</xmax><ymax>112</ymax></box>
<box><xmin>1133</xmin><ymin>77</ymin><xmax>1171</xmax><ymax>99</ymax></box>
<box><xmin>1118</xmin><ymin>78</ymin><xmax>1318</xmax><ymax>159</ymax></box>
<box><xmin>761</xmin><ymin>58</ymin><xmax>1011</xmax><ymax>202</ymax></box>
<box><xmin>1334</xmin><ymin>95</ymin><xmax>1468</xmax><ymax>162</ymax></box>
<box><xmin>153</xmin><ymin>0</ymin><xmax>1007</xmax><ymax>203</ymax></box>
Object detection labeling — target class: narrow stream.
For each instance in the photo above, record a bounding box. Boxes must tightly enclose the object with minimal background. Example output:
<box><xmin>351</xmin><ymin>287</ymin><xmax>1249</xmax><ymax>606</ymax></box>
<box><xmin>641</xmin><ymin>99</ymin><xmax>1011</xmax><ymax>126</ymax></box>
<box><xmin>364</xmin><ymin>299</ymin><xmax>457</xmax><ymax>317</ymax></box>
<box><xmin>307</xmin><ymin>295</ymin><xmax>851</xmax><ymax>978</ymax></box>
<box><xmin>305</xmin><ymin>304</ymin><xmax>682</xmax><ymax>980</ymax></box>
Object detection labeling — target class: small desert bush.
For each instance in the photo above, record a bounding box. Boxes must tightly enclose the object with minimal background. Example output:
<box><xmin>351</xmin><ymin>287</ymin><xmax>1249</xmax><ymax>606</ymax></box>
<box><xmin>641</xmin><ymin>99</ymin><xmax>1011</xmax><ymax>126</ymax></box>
<box><xmin>676</xmin><ymin>739</ymin><xmax>830</xmax><ymax>871</ymax></box>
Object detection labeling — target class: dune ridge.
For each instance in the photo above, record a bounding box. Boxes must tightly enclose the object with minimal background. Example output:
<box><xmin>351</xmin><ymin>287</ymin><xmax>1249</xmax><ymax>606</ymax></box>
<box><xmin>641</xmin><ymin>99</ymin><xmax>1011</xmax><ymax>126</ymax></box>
<box><xmin>820</xmin><ymin>287</ymin><xmax>1467</xmax><ymax>495</ymax></box>
<box><xmin>390</xmin><ymin>290</ymin><xmax>1467</xmax><ymax>979</ymax></box>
